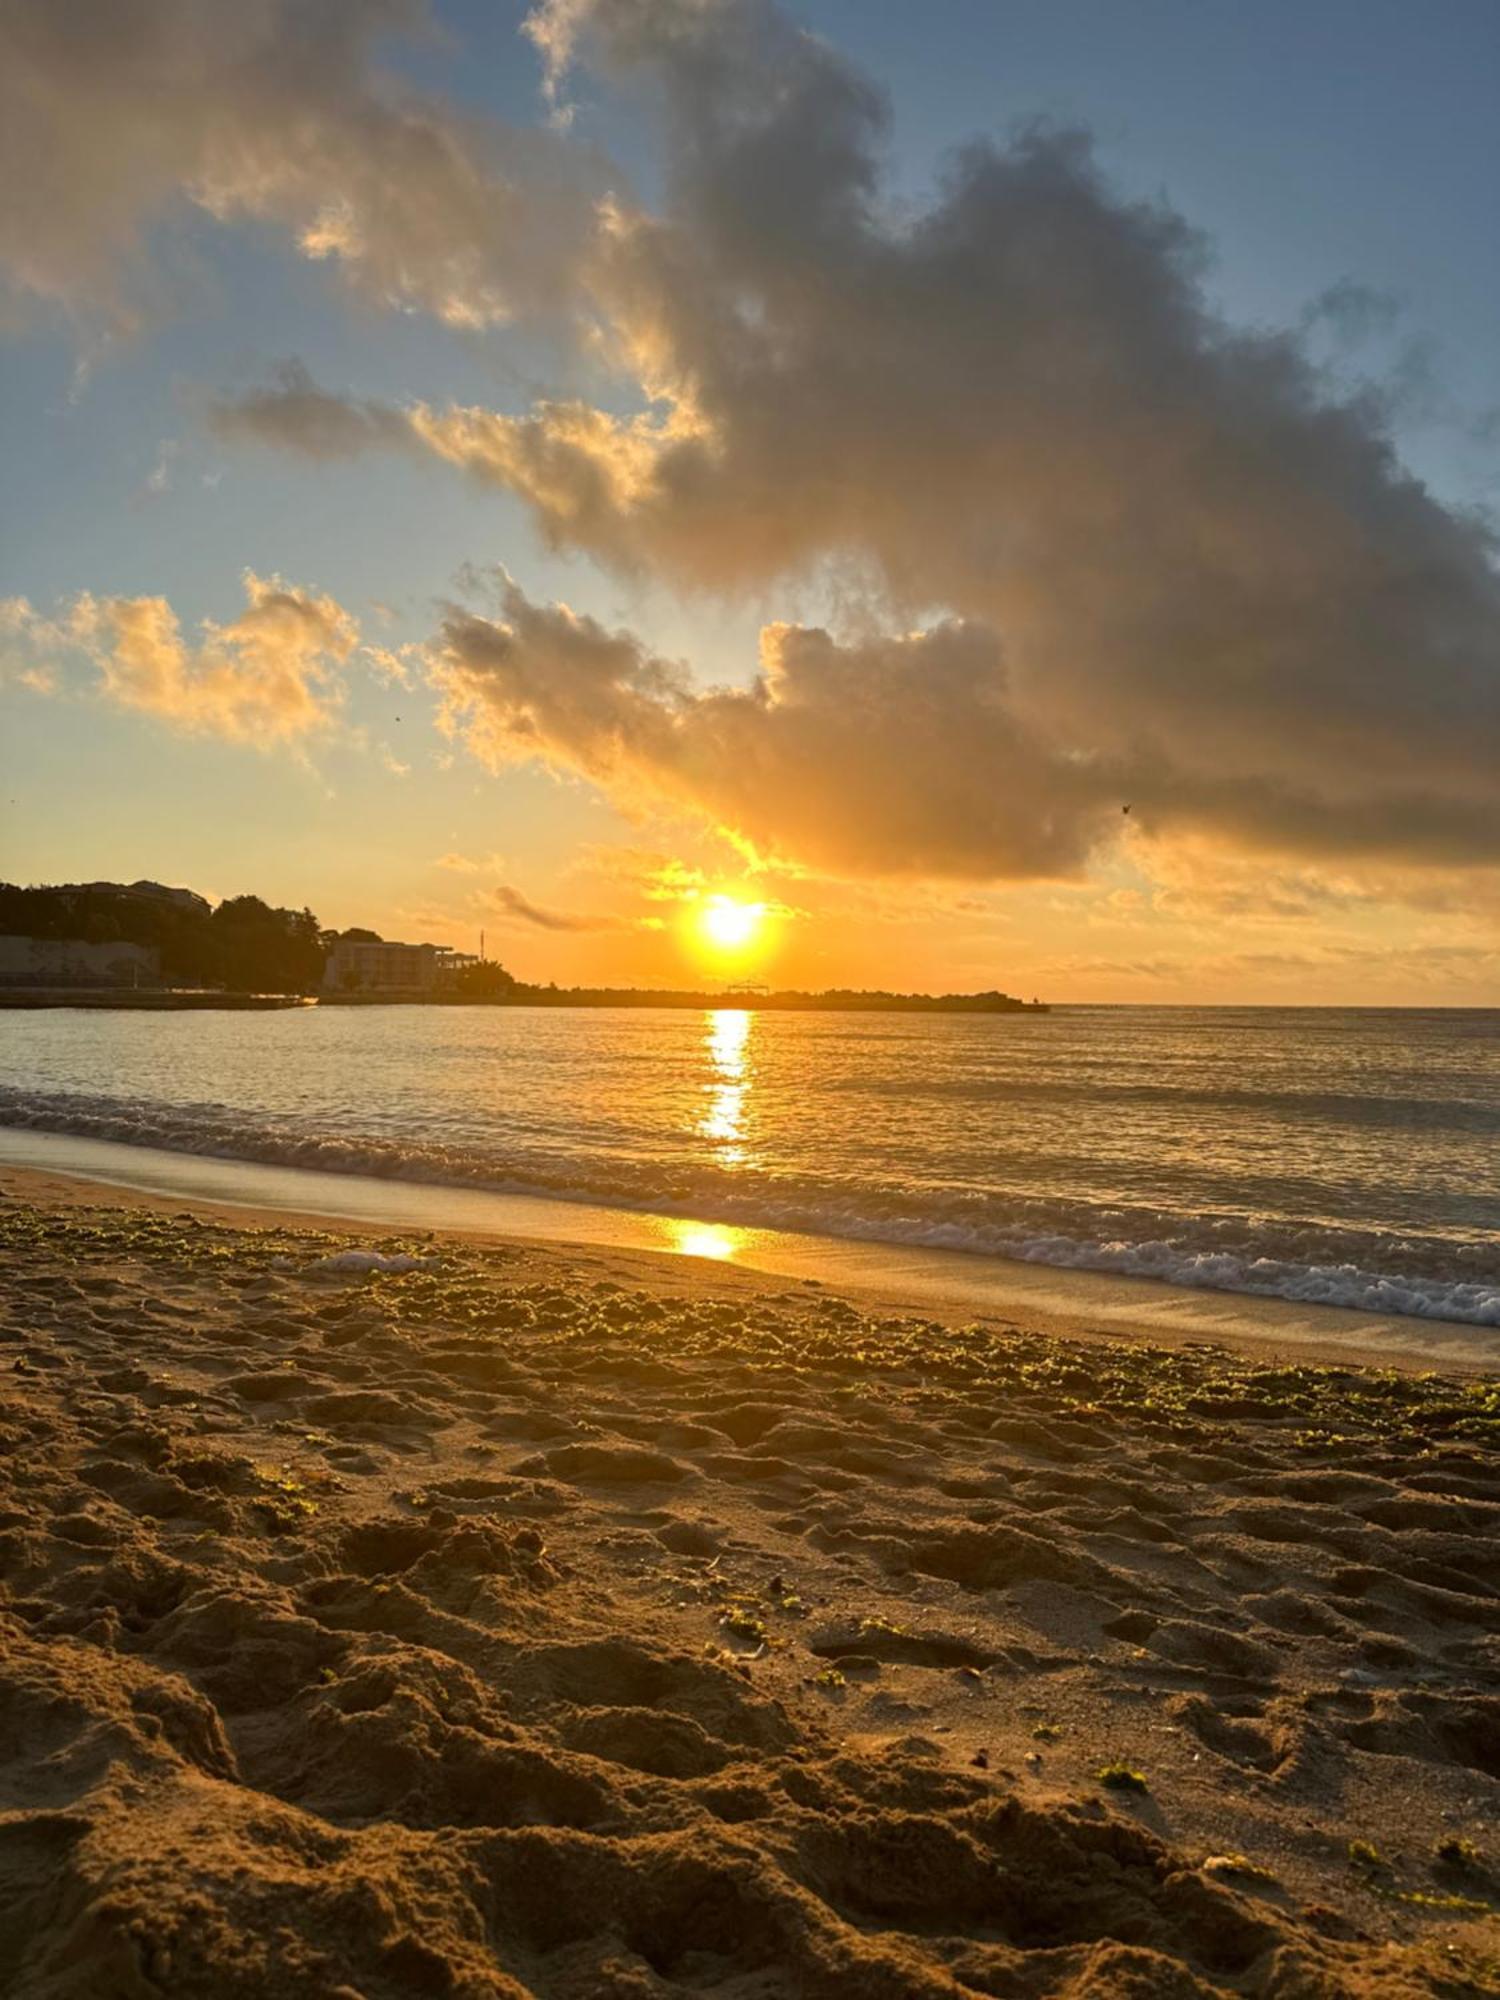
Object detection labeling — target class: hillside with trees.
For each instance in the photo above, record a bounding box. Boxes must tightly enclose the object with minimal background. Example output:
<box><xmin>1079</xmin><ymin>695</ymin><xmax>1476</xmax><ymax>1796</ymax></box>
<box><xmin>0</xmin><ymin>883</ymin><xmax>324</xmax><ymax>994</ymax></box>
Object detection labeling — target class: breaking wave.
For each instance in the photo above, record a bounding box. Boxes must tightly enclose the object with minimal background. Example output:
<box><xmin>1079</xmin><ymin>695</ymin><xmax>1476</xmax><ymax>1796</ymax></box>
<box><xmin>4</xmin><ymin>1085</ymin><xmax>1499</xmax><ymax>1328</ymax></box>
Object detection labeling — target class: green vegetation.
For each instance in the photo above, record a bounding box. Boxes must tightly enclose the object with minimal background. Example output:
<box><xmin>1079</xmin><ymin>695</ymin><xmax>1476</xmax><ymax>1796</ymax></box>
<box><xmin>1095</xmin><ymin>1762</ymin><xmax>1149</xmax><ymax>1792</ymax></box>
<box><xmin>445</xmin><ymin>959</ymin><xmax>519</xmax><ymax>998</ymax></box>
<box><xmin>1200</xmin><ymin>1854</ymin><xmax>1279</xmax><ymax>1886</ymax></box>
<box><xmin>719</xmin><ymin>1604</ymin><xmax>769</xmax><ymax>1645</ymax></box>
<box><xmin>10</xmin><ymin>1200</ymin><xmax>1493</xmax><ymax>1461</ymax></box>
<box><xmin>1434</xmin><ymin>1836</ymin><xmax>1484</xmax><ymax>1870</ymax></box>
<box><xmin>1348</xmin><ymin>1839</ymin><xmax>1386</xmax><ymax>1869</ymax></box>
<box><xmin>248</xmin><ymin>1460</ymin><xmax>320</xmax><ymax>1533</ymax></box>
<box><xmin>0</xmin><ymin>881</ymin><xmax>324</xmax><ymax>993</ymax></box>
<box><xmin>1340</xmin><ymin>1835</ymin><xmax>1499</xmax><ymax>1918</ymax></box>
<box><xmin>1381</xmin><ymin>1887</ymin><xmax>1493</xmax><ymax>1915</ymax></box>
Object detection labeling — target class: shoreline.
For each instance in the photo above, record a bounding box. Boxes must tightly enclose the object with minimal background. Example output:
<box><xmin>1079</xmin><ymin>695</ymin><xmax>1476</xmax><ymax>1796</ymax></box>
<box><xmin>3</xmin><ymin>1127</ymin><xmax>1497</xmax><ymax>1375</ymax></box>
<box><xmin>0</xmin><ymin>990</ymin><xmax>1047</xmax><ymax>1015</ymax></box>
<box><xmin>0</xmin><ymin>988</ymin><xmax>314</xmax><ymax>1010</ymax></box>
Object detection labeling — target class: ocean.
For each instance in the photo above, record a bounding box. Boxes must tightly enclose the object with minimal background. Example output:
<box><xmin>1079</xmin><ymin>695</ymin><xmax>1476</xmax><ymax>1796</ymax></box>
<box><xmin>2</xmin><ymin>1003</ymin><xmax>1498</xmax><ymax>1326</ymax></box>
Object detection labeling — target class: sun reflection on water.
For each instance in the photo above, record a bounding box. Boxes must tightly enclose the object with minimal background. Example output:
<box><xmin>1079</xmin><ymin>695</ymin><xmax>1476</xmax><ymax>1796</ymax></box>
<box><xmin>670</xmin><ymin>1221</ymin><xmax>741</xmax><ymax>1260</ymax></box>
<box><xmin>698</xmin><ymin>1007</ymin><xmax>754</xmax><ymax>1166</ymax></box>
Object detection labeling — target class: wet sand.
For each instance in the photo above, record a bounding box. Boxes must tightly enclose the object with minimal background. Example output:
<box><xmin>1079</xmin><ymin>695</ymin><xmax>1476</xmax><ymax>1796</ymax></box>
<box><xmin>5</xmin><ymin>1131</ymin><xmax>1498</xmax><ymax>1376</ymax></box>
<box><xmin>1</xmin><ymin>1171</ymin><xmax>1497</xmax><ymax>1996</ymax></box>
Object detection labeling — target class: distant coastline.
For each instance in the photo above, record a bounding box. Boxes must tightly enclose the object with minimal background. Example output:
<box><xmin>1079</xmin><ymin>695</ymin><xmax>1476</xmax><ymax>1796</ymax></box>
<box><xmin>1</xmin><ymin>879</ymin><xmax>1048</xmax><ymax>1013</ymax></box>
<box><xmin>321</xmin><ymin>984</ymin><xmax>1049</xmax><ymax>1014</ymax></box>
<box><xmin>0</xmin><ymin>989</ymin><xmax>314</xmax><ymax>1012</ymax></box>
<box><xmin>0</xmin><ymin>983</ymin><xmax>1048</xmax><ymax>1015</ymax></box>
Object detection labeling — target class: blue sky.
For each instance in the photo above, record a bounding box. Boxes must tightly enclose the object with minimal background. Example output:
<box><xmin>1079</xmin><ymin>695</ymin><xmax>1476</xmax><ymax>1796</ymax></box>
<box><xmin>2</xmin><ymin>0</ymin><xmax>1497</xmax><ymax>999</ymax></box>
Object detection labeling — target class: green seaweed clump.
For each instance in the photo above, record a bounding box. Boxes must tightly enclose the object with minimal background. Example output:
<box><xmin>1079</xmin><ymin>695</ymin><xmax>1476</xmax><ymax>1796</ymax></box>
<box><xmin>1096</xmin><ymin>1761</ymin><xmax>1148</xmax><ymax>1793</ymax></box>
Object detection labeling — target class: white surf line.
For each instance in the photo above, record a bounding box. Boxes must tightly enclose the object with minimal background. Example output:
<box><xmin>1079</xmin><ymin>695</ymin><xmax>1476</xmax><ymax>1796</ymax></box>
<box><xmin>1</xmin><ymin>1124</ymin><xmax>1496</xmax><ymax>1371</ymax></box>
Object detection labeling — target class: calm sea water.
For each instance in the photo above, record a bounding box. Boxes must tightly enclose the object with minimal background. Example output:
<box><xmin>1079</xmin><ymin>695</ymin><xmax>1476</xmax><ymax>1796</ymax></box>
<box><xmin>3</xmin><ymin>1005</ymin><xmax>1498</xmax><ymax>1324</ymax></box>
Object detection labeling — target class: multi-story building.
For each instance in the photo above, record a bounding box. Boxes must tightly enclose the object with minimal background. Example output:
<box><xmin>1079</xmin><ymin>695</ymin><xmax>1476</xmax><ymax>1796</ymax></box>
<box><xmin>322</xmin><ymin>937</ymin><xmax>473</xmax><ymax>996</ymax></box>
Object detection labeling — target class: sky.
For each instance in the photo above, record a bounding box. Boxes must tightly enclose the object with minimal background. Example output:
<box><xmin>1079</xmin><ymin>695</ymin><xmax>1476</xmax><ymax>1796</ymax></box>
<box><xmin>1</xmin><ymin>0</ymin><xmax>1498</xmax><ymax>1003</ymax></box>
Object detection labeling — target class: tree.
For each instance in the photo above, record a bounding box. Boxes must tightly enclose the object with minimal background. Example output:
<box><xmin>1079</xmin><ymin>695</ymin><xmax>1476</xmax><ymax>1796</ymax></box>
<box><xmin>0</xmin><ymin>881</ymin><xmax>328</xmax><ymax>992</ymax></box>
<box><xmin>447</xmin><ymin>959</ymin><xmax>518</xmax><ymax>998</ymax></box>
<box><xmin>209</xmin><ymin>896</ymin><xmax>326</xmax><ymax>993</ymax></box>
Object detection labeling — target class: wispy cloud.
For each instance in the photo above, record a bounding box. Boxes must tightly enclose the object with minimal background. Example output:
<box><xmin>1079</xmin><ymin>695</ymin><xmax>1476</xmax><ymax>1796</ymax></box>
<box><xmin>434</xmin><ymin>850</ymin><xmax>506</xmax><ymax>874</ymax></box>
<box><xmin>142</xmin><ymin>437</ymin><xmax>178</xmax><ymax>497</ymax></box>
<box><xmin>207</xmin><ymin>360</ymin><xmax>413</xmax><ymax>460</ymax></box>
<box><xmin>488</xmin><ymin>882</ymin><xmax>634</xmax><ymax>932</ymax></box>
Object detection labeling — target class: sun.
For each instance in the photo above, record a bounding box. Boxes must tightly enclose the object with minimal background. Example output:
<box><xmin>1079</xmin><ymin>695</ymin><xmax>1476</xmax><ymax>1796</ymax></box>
<box><xmin>697</xmin><ymin>893</ymin><xmax>765</xmax><ymax>954</ymax></box>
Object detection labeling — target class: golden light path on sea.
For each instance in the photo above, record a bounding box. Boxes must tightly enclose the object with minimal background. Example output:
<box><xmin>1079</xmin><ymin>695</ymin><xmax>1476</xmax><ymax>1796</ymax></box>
<box><xmin>662</xmin><ymin>1009</ymin><xmax>762</xmax><ymax>1260</ymax></box>
<box><xmin>699</xmin><ymin>1006</ymin><xmax>752</xmax><ymax>1165</ymax></box>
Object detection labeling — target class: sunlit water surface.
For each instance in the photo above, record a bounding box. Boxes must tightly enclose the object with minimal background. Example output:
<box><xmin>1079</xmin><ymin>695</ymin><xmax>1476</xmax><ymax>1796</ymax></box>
<box><xmin>3</xmin><ymin>1005</ymin><xmax>1498</xmax><ymax>1323</ymax></box>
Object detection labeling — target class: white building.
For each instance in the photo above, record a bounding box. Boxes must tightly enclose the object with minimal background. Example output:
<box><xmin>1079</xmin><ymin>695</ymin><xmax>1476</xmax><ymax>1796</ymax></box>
<box><xmin>322</xmin><ymin>937</ymin><xmax>472</xmax><ymax>995</ymax></box>
<box><xmin>0</xmin><ymin>937</ymin><xmax>161</xmax><ymax>987</ymax></box>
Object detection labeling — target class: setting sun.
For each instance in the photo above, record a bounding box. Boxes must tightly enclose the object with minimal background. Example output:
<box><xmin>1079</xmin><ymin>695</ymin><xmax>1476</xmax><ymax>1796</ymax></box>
<box><xmin>697</xmin><ymin>894</ymin><xmax>766</xmax><ymax>954</ymax></box>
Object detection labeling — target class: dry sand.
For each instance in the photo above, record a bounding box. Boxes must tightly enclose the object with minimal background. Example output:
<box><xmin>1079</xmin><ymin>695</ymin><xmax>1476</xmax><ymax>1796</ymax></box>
<box><xmin>1</xmin><ymin>1169</ymin><xmax>1497</xmax><ymax>1997</ymax></box>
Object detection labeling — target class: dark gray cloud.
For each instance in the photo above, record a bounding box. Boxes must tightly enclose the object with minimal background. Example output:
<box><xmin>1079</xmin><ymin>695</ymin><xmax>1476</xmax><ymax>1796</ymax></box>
<box><xmin>431</xmin><ymin>574</ymin><xmax>1500</xmax><ymax>880</ymax></box>
<box><xmin>488</xmin><ymin>882</ymin><xmax>630</xmax><ymax>931</ymax></box>
<box><xmin>432</xmin><ymin>581</ymin><xmax>1125</xmax><ymax>876</ymax></box>
<box><xmin>213</xmin><ymin>0</ymin><xmax>1500</xmax><ymax>878</ymax></box>
<box><xmin>1301</xmin><ymin>279</ymin><xmax>1404</xmax><ymax>352</ymax></box>
<box><xmin>206</xmin><ymin>360</ymin><xmax>412</xmax><ymax>459</ymax></box>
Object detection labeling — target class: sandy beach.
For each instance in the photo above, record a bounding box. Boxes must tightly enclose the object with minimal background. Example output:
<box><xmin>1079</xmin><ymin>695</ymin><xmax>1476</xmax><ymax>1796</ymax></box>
<box><xmin>1</xmin><ymin>1167</ymin><xmax>1497</xmax><ymax>1997</ymax></box>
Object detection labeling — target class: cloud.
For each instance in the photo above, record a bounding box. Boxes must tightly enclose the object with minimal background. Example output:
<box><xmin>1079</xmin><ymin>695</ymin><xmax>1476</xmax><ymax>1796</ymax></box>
<box><xmin>142</xmin><ymin>438</ymin><xmax>179</xmax><ymax>496</ymax></box>
<box><xmin>207</xmin><ymin>360</ymin><xmax>414</xmax><ymax>460</ymax></box>
<box><xmin>1030</xmin><ymin>938</ymin><xmax>1500</xmax><ymax>998</ymax></box>
<box><xmin>568</xmin><ymin>843</ymin><xmax>706</xmax><ymax>894</ymax></box>
<box><xmin>0</xmin><ymin>0</ymin><xmax>601</xmax><ymax>335</ymax></box>
<box><xmin>214</xmin><ymin>0</ymin><xmax>1500</xmax><ymax>880</ymax></box>
<box><xmin>435</xmin><ymin>849</ymin><xmax>508</xmax><ymax>876</ymax></box>
<box><xmin>191</xmin><ymin>0</ymin><xmax>1500</xmax><ymax>882</ymax></box>
<box><xmin>6</xmin><ymin>573</ymin><xmax>357</xmax><ymax>743</ymax></box>
<box><xmin>488</xmin><ymin>882</ymin><xmax>630</xmax><ymax>931</ymax></box>
<box><xmin>1</xmin><ymin>598</ymin><xmax>65</xmax><ymax>692</ymax></box>
<box><xmin>1123</xmin><ymin>837</ymin><xmax>1500</xmax><ymax>939</ymax></box>
<box><xmin>429</xmin><ymin>576</ymin><xmax>1125</xmax><ymax>876</ymax></box>
<box><xmin>1301</xmin><ymin>278</ymin><xmax>1403</xmax><ymax>353</ymax></box>
<box><xmin>425</xmin><ymin>571</ymin><xmax>1500</xmax><ymax>880</ymax></box>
